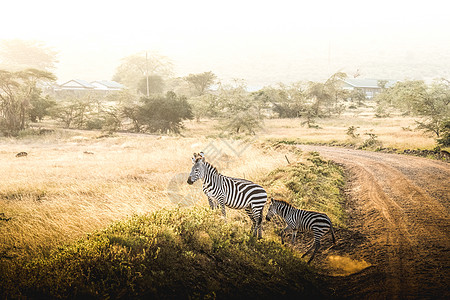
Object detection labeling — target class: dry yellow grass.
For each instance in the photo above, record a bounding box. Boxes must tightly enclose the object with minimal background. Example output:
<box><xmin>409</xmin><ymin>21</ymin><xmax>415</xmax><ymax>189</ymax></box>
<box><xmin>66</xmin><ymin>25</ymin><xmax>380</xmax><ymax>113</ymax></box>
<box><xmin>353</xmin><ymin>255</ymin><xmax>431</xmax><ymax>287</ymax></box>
<box><xmin>182</xmin><ymin>108</ymin><xmax>436</xmax><ymax>150</ymax></box>
<box><xmin>0</xmin><ymin>130</ymin><xmax>290</xmax><ymax>258</ymax></box>
<box><xmin>1</xmin><ymin>107</ymin><xmax>443</xmax><ymax>259</ymax></box>
<box><xmin>183</xmin><ymin>106</ymin><xmax>438</xmax><ymax>150</ymax></box>
<box><xmin>261</xmin><ymin>115</ymin><xmax>436</xmax><ymax>150</ymax></box>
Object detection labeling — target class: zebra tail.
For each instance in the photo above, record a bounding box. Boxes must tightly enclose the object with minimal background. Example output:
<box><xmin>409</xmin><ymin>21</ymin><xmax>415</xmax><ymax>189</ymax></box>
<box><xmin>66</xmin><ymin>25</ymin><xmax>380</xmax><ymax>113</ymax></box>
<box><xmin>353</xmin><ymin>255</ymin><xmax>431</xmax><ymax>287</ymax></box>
<box><xmin>330</xmin><ymin>223</ymin><xmax>336</xmax><ymax>244</ymax></box>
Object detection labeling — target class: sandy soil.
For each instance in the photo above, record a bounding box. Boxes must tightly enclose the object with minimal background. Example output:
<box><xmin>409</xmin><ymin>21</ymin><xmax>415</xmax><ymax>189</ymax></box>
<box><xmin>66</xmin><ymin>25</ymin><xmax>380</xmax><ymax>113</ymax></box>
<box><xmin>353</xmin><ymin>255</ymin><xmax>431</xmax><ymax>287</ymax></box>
<box><xmin>298</xmin><ymin>145</ymin><xmax>450</xmax><ymax>299</ymax></box>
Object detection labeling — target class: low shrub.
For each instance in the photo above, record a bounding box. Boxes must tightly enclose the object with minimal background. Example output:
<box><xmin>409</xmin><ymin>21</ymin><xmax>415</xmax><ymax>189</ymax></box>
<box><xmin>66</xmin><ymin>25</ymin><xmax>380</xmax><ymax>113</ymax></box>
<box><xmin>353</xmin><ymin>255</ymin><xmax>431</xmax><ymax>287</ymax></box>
<box><xmin>0</xmin><ymin>208</ymin><xmax>325</xmax><ymax>299</ymax></box>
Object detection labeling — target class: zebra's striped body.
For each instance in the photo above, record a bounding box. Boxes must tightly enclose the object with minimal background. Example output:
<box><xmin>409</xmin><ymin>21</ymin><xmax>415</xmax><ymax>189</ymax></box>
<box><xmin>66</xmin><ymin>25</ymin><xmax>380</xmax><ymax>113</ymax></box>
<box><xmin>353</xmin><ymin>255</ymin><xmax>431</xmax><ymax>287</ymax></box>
<box><xmin>205</xmin><ymin>176</ymin><xmax>253</xmax><ymax>210</ymax></box>
<box><xmin>266</xmin><ymin>198</ymin><xmax>336</xmax><ymax>263</ymax></box>
<box><xmin>187</xmin><ymin>153</ymin><xmax>267</xmax><ymax>238</ymax></box>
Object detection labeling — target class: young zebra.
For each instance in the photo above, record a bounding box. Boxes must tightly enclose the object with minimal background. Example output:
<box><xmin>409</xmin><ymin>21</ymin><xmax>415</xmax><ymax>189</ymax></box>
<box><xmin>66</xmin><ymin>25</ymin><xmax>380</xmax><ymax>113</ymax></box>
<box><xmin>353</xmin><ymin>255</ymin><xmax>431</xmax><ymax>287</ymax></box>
<box><xmin>266</xmin><ymin>198</ymin><xmax>336</xmax><ymax>264</ymax></box>
<box><xmin>187</xmin><ymin>152</ymin><xmax>267</xmax><ymax>238</ymax></box>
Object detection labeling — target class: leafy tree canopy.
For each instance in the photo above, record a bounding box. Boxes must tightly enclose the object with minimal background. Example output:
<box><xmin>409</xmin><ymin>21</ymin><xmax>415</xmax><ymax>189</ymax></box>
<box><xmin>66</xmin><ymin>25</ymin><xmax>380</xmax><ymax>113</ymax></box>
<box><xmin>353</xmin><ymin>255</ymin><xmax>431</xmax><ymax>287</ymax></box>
<box><xmin>0</xmin><ymin>68</ymin><xmax>56</xmax><ymax>135</ymax></box>
<box><xmin>376</xmin><ymin>79</ymin><xmax>450</xmax><ymax>138</ymax></box>
<box><xmin>0</xmin><ymin>39</ymin><xmax>58</xmax><ymax>71</ymax></box>
<box><xmin>113</xmin><ymin>52</ymin><xmax>173</xmax><ymax>91</ymax></box>
<box><xmin>184</xmin><ymin>71</ymin><xmax>217</xmax><ymax>96</ymax></box>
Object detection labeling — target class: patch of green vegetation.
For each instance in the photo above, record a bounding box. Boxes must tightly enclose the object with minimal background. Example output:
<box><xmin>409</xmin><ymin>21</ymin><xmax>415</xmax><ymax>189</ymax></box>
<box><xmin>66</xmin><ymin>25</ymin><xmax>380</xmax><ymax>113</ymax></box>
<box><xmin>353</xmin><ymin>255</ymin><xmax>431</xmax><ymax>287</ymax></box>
<box><xmin>261</xmin><ymin>151</ymin><xmax>347</xmax><ymax>228</ymax></box>
<box><xmin>0</xmin><ymin>208</ymin><xmax>326</xmax><ymax>299</ymax></box>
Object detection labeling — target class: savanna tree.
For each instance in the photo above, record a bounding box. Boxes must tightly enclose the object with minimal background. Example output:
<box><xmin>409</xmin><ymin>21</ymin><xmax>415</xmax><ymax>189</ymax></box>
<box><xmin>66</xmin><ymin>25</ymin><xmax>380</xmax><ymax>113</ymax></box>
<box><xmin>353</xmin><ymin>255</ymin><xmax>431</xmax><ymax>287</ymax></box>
<box><xmin>216</xmin><ymin>80</ymin><xmax>265</xmax><ymax>135</ymax></box>
<box><xmin>0</xmin><ymin>68</ymin><xmax>56</xmax><ymax>135</ymax></box>
<box><xmin>376</xmin><ymin>79</ymin><xmax>450</xmax><ymax>140</ymax></box>
<box><xmin>263</xmin><ymin>82</ymin><xmax>307</xmax><ymax>118</ymax></box>
<box><xmin>113</xmin><ymin>52</ymin><xmax>173</xmax><ymax>91</ymax></box>
<box><xmin>0</xmin><ymin>39</ymin><xmax>58</xmax><ymax>71</ymax></box>
<box><xmin>122</xmin><ymin>91</ymin><xmax>193</xmax><ymax>134</ymax></box>
<box><xmin>184</xmin><ymin>71</ymin><xmax>217</xmax><ymax>96</ymax></box>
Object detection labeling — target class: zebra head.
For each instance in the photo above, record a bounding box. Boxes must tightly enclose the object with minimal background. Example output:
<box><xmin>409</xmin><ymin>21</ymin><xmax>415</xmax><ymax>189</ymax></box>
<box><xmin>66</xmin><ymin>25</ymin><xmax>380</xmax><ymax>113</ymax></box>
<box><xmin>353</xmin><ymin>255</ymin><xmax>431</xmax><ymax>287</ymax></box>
<box><xmin>266</xmin><ymin>198</ymin><xmax>276</xmax><ymax>221</ymax></box>
<box><xmin>187</xmin><ymin>152</ymin><xmax>206</xmax><ymax>185</ymax></box>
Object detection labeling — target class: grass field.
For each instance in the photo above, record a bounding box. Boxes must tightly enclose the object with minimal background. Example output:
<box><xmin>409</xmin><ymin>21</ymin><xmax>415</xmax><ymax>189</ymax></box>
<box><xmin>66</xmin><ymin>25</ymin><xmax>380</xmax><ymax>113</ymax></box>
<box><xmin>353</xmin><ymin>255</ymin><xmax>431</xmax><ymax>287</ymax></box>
<box><xmin>184</xmin><ymin>105</ymin><xmax>441</xmax><ymax>151</ymax></box>
<box><xmin>0</xmin><ymin>131</ymin><xmax>294</xmax><ymax>259</ymax></box>
<box><xmin>0</xmin><ymin>130</ymin><xmax>346</xmax><ymax>298</ymax></box>
<box><xmin>0</xmin><ymin>108</ymin><xmax>443</xmax><ymax>298</ymax></box>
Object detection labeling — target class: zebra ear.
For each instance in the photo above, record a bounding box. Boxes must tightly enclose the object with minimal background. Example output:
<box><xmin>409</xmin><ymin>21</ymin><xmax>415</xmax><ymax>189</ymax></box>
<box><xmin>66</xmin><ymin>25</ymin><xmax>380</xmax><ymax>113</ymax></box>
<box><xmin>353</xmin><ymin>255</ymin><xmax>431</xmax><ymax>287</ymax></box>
<box><xmin>199</xmin><ymin>152</ymin><xmax>205</xmax><ymax>161</ymax></box>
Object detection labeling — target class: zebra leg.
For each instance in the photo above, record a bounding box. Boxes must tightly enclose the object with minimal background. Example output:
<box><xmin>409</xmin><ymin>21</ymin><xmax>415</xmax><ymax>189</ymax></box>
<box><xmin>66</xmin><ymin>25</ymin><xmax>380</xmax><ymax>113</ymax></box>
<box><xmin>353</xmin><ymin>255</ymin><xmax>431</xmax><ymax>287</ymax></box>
<box><xmin>280</xmin><ymin>226</ymin><xmax>290</xmax><ymax>244</ymax></box>
<box><xmin>291</xmin><ymin>230</ymin><xmax>298</xmax><ymax>244</ymax></box>
<box><xmin>208</xmin><ymin>197</ymin><xmax>219</xmax><ymax>210</ymax></box>
<box><xmin>218</xmin><ymin>197</ymin><xmax>226</xmax><ymax>219</ymax></box>
<box><xmin>302</xmin><ymin>241</ymin><xmax>315</xmax><ymax>258</ymax></box>
<box><xmin>306</xmin><ymin>240</ymin><xmax>321</xmax><ymax>264</ymax></box>
<box><xmin>255</xmin><ymin>213</ymin><xmax>263</xmax><ymax>239</ymax></box>
<box><xmin>245</xmin><ymin>207</ymin><xmax>256</xmax><ymax>234</ymax></box>
<box><xmin>251</xmin><ymin>207</ymin><xmax>263</xmax><ymax>238</ymax></box>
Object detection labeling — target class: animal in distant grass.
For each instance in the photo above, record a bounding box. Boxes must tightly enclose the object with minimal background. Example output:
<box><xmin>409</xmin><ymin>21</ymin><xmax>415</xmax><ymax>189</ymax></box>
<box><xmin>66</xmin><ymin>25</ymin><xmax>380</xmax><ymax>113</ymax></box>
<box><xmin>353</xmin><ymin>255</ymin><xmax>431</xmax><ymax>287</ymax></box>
<box><xmin>0</xmin><ymin>213</ymin><xmax>11</xmax><ymax>222</ymax></box>
<box><xmin>266</xmin><ymin>198</ymin><xmax>336</xmax><ymax>264</ymax></box>
<box><xmin>15</xmin><ymin>152</ymin><xmax>28</xmax><ymax>157</ymax></box>
<box><xmin>187</xmin><ymin>152</ymin><xmax>267</xmax><ymax>238</ymax></box>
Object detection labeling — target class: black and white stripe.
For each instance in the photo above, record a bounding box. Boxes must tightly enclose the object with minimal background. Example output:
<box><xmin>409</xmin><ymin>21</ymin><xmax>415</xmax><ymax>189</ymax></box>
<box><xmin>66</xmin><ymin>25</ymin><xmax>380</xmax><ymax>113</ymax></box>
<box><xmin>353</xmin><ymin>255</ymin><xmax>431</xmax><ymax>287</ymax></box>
<box><xmin>266</xmin><ymin>198</ymin><xmax>336</xmax><ymax>263</ymax></box>
<box><xmin>187</xmin><ymin>152</ymin><xmax>267</xmax><ymax>238</ymax></box>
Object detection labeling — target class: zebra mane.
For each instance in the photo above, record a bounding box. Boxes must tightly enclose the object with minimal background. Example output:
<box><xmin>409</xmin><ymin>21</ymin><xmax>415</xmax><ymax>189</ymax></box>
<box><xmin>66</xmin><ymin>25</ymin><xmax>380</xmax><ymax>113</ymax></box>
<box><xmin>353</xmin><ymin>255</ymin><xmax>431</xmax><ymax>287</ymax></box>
<box><xmin>204</xmin><ymin>161</ymin><xmax>219</xmax><ymax>175</ymax></box>
<box><xmin>272</xmin><ymin>198</ymin><xmax>294</xmax><ymax>208</ymax></box>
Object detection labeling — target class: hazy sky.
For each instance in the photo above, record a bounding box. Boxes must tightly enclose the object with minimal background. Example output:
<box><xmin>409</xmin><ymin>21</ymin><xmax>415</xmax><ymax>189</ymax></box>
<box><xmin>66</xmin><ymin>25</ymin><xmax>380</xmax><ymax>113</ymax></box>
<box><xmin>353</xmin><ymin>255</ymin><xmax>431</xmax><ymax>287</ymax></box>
<box><xmin>1</xmin><ymin>0</ymin><xmax>449</xmax><ymax>86</ymax></box>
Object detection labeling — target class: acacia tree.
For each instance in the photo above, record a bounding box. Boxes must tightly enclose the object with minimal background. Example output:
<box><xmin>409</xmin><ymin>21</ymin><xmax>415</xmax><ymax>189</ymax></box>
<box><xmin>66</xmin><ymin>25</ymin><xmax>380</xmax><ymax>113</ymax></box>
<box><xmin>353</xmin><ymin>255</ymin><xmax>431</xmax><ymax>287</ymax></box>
<box><xmin>188</xmin><ymin>94</ymin><xmax>220</xmax><ymax>122</ymax></box>
<box><xmin>263</xmin><ymin>82</ymin><xmax>307</xmax><ymax>118</ymax></box>
<box><xmin>217</xmin><ymin>80</ymin><xmax>265</xmax><ymax>135</ymax></box>
<box><xmin>325</xmin><ymin>71</ymin><xmax>348</xmax><ymax>114</ymax></box>
<box><xmin>0</xmin><ymin>40</ymin><xmax>58</xmax><ymax>71</ymax></box>
<box><xmin>184</xmin><ymin>71</ymin><xmax>217</xmax><ymax>96</ymax></box>
<box><xmin>306</xmin><ymin>72</ymin><xmax>348</xmax><ymax>118</ymax></box>
<box><xmin>0</xmin><ymin>68</ymin><xmax>56</xmax><ymax>135</ymax></box>
<box><xmin>113</xmin><ymin>52</ymin><xmax>173</xmax><ymax>91</ymax></box>
<box><xmin>376</xmin><ymin>79</ymin><xmax>450</xmax><ymax>139</ymax></box>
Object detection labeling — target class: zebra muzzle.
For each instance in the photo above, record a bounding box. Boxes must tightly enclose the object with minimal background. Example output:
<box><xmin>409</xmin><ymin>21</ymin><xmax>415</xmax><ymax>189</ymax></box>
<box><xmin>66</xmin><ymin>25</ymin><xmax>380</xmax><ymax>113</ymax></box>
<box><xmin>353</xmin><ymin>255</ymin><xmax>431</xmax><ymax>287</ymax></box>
<box><xmin>187</xmin><ymin>177</ymin><xmax>194</xmax><ymax>185</ymax></box>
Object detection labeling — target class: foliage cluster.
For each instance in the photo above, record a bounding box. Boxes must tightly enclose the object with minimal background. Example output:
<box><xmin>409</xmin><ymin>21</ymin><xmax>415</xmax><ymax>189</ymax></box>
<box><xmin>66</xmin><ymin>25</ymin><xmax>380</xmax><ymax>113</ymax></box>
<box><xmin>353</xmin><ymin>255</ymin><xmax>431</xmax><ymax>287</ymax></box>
<box><xmin>0</xmin><ymin>208</ymin><xmax>324</xmax><ymax>299</ymax></box>
<box><xmin>122</xmin><ymin>91</ymin><xmax>193</xmax><ymax>133</ymax></box>
<box><xmin>258</xmin><ymin>73</ymin><xmax>349</xmax><ymax>128</ymax></box>
<box><xmin>374</xmin><ymin>79</ymin><xmax>450</xmax><ymax>143</ymax></box>
<box><xmin>112</xmin><ymin>52</ymin><xmax>173</xmax><ymax>92</ymax></box>
<box><xmin>0</xmin><ymin>68</ymin><xmax>56</xmax><ymax>136</ymax></box>
<box><xmin>261</xmin><ymin>150</ymin><xmax>346</xmax><ymax>228</ymax></box>
<box><xmin>49</xmin><ymin>91</ymin><xmax>193</xmax><ymax>134</ymax></box>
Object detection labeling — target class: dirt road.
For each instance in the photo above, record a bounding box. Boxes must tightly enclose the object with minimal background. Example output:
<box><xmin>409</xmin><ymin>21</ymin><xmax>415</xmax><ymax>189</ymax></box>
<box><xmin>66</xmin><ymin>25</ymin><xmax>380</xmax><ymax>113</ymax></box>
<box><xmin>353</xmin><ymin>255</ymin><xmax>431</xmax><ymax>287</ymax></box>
<box><xmin>298</xmin><ymin>145</ymin><xmax>450</xmax><ymax>299</ymax></box>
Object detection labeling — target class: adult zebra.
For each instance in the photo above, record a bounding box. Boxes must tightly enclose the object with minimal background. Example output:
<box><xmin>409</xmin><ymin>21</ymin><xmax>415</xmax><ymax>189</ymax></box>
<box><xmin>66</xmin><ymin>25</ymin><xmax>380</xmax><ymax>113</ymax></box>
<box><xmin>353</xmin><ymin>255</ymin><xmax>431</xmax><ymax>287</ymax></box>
<box><xmin>187</xmin><ymin>152</ymin><xmax>267</xmax><ymax>238</ymax></box>
<box><xmin>266</xmin><ymin>198</ymin><xmax>336</xmax><ymax>264</ymax></box>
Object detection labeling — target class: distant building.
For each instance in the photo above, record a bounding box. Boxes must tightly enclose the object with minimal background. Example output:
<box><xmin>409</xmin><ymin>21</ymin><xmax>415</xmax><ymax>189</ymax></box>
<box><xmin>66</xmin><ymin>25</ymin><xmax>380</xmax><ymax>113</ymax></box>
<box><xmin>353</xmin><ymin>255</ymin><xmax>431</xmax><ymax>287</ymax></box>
<box><xmin>55</xmin><ymin>79</ymin><xmax>123</xmax><ymax>92</ymax></box>
<box><xmin>56</xmin><ymin>79</ymin><xmax>96</xmax><ymax>91</ymax></box>
<box><xmin>340</xmin><ymin>78</ymin><xmax>398</xmax><ymax>99</ymax></box>
<box><xmin>91</xmin><ymin>80</ymin><xmax>124</xmax><ymax>91</ymax></box>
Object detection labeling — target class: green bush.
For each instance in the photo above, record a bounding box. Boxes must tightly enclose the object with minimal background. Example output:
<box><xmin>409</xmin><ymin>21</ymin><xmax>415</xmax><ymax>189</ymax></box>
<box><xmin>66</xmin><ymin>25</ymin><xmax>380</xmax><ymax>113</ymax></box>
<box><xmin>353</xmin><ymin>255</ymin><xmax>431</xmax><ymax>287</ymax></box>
<box><xmin>261</xmin><ymin>151</ymin><xmax>346</xmax><ymax>228</ymax></box>
<box><xmin>136</xmin><ymin>92</ymin><xmax>193</xmax><ymax>134</ymax></box>
<box><xmin>0</xmin><ymin>208</ymin><xmax>325</xmax><ymax>299</ymax></box>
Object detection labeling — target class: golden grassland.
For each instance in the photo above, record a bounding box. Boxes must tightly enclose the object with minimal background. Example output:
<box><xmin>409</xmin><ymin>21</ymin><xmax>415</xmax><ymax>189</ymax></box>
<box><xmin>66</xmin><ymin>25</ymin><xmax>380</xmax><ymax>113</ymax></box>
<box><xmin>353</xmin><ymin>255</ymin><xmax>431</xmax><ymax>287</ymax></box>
<box><xmin>1</xmin><ymin>108</ymin><xmax>442</xmax><ymax>260</ymax></box>
<box><xmin>184</xmin><ymin>106</ymin><xmax>442</xmax><ymax>151</ymax></box>
<box><xmin>0</xmin><ymin>131</ymin><xmax>293</xmax><ymax>258</ymax></box>
<box><xmin>2</xmin><ymin>110</ymin><xmax>424</xmax><ymax>297</ymax></box>
<box><xmin>1</xmin><ymin>131</ymin><xmax>349</xmax><ymax>298</ymax></box>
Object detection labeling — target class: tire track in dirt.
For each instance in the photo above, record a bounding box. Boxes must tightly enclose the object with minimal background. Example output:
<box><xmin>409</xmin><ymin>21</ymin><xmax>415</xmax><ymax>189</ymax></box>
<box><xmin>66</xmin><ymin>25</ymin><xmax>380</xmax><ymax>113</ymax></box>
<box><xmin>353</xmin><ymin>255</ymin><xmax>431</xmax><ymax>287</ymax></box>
<box><xmin>298</xmin><ymin>145</ymin><xmax>450</xmax><ymax>299</ymax></box>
